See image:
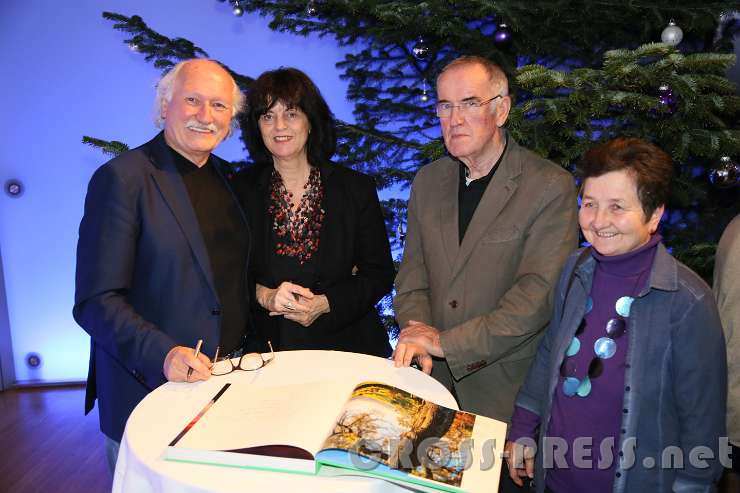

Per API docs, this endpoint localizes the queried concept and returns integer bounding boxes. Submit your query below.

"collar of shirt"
[457,135,508,189]
[169,145,214,177]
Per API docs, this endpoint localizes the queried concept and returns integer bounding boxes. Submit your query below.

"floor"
[0,385,111,493]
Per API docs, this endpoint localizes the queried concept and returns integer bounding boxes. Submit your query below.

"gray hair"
[437,55,509,97]
[153,59,245,129]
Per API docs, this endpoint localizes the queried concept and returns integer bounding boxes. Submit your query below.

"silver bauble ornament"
[420,91,429,102]
[306,0,318,16]
[661,19,683,46]
[412,37,429,60]
[232,4,244,16]
[709,156,739,188]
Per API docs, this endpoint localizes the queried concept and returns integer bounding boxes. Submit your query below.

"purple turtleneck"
[509,234,661,493]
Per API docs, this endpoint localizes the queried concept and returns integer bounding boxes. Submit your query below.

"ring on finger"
[285,301,294,311]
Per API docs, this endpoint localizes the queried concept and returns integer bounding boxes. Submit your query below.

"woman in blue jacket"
[505,137,727,492]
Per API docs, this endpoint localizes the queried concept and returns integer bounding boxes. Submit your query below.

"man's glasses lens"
[435,95,502,117]
[211,341,274,376]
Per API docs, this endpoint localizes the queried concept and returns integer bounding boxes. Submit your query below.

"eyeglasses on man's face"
[211,341,274,376]
[435,95,503,118]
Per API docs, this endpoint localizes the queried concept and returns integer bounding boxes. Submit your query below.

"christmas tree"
[87,3,740,334]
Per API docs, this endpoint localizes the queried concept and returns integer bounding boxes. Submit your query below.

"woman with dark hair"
[504,137,726,492]
[239,67,394,357]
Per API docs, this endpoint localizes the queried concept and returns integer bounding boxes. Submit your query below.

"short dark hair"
[578,137,673,219]
[244,67,336,165]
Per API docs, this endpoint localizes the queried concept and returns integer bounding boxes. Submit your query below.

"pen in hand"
[186,339,203,380]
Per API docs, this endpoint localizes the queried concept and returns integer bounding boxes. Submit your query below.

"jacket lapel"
[451,141,522,278]
[438,158,460,272]
[146,133,218,299]
[315,162,337,280]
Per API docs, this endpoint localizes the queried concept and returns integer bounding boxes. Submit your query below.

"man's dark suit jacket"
[239,161,393,357]
[73,132,251,442]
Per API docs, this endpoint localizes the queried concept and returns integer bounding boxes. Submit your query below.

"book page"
[317,381,505,493]
[173,381,353,458]
[319,382,474,489]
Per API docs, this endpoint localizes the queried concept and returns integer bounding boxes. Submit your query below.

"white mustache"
[185,120,219,133]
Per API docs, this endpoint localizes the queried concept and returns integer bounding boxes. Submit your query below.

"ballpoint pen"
[186,339,203,380]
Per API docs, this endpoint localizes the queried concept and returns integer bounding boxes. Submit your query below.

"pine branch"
[102,11,209,71]
[82,136,129,157]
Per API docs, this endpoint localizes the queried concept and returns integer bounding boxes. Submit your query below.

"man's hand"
[163,346,212,382]
[282,294,331,327]
[398,320,444,357]
[392,320,443,374]
[392,342,434,374]
[504,440,535,487]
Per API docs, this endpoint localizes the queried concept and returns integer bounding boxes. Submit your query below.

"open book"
[165,381,507,493]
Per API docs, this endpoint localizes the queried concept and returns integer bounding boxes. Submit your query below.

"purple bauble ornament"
[412,37,429,60]
[494,22,512,45]
[657,84,678,113]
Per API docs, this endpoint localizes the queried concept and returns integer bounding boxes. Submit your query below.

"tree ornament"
[396,222,406,243]
[709,156,739,188]
[419,80,429,102]
[494,22,512,45]
[661,19,683,46]
[305,0,318,16]
[412,36,429,60]
[657,84,678,114]
[232,2,244,16]
[128,42,140,52]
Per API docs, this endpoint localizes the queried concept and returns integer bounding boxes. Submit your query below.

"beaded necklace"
[560,269,647,398]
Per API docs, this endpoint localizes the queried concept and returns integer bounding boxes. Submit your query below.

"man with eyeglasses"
[393,55,578,492]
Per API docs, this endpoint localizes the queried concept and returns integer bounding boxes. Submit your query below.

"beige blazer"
[714,214,740,446]
[394,138,578,422]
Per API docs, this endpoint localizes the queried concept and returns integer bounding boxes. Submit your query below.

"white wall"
[0,0,353,383]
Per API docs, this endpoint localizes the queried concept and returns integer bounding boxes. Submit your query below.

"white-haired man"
[74,59,253,473]
[393,55,578,491]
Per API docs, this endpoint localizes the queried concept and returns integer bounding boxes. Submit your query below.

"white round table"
[112,350,458,493]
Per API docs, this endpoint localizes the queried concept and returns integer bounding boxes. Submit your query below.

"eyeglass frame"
[211,341,275,376]
[435,95,504,118]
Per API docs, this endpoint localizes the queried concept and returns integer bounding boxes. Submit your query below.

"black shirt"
[170,147,249,354]
[268,223,320,350]
[457,138,508,243]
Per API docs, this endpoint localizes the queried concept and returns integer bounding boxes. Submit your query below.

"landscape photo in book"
[321,383,476,487]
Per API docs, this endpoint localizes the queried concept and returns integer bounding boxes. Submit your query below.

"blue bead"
[594,337,617,359]
[585,297,593,314]
[563,377,580,396]
[576,376,592,397]
[615,296,634,317]
[565,337,581,356]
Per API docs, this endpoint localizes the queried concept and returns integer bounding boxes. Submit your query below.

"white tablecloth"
[112,350,458,493]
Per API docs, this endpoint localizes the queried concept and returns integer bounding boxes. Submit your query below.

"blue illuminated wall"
[0,2,737,385]
[0,0,355,384]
